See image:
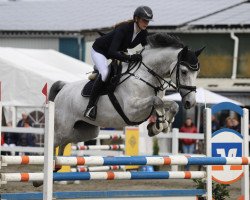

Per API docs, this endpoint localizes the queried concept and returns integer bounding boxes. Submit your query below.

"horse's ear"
[195,46,206,57]
[182,46,188,55]
[179,46,188,60]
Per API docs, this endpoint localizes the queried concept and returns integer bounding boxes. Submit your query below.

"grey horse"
[49,33,204,156]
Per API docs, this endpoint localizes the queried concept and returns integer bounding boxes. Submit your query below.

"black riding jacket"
[92,21,148,61]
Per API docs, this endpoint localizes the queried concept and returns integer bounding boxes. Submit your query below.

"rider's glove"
[129,54,142,62]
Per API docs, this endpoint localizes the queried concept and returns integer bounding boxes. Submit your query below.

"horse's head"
[170,46,205,109]
[143,33,204,109]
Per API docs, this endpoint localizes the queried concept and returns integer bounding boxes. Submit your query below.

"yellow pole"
[125,126,139,170]
[56,143,72,172]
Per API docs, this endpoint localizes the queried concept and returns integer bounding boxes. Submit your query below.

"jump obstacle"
[63,126,139,174]
[70,132,126,157]
[0,102,249,200]
[69,130,127,173]
[2,155,250,166]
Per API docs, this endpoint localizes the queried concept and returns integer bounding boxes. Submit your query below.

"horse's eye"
[181,70,187,76]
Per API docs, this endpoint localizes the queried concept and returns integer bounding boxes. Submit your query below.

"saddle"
[81,60,122,97]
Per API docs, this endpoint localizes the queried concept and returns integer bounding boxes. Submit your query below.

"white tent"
[164,87,243,106]
[0,47,93,106]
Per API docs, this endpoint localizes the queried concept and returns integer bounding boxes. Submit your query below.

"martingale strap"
[107,49,156,126]
[108,92,155,126]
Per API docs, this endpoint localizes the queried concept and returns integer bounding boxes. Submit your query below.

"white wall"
[85,41,94,65]
[0,37,59,50]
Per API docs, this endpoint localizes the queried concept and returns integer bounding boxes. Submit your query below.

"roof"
[0,0,246,32]
[0,47,93,106]
[189,2,250,28]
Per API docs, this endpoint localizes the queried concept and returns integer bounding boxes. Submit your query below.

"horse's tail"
[48,81,66,102]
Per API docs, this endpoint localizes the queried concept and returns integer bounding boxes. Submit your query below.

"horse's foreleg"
[147,107,167,137]
[147,98,179,136]
[128,96,165,112]
[131,96,166,137]
[128,96,169,136]
[161,100,179,133]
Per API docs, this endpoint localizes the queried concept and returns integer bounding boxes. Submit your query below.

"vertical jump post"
[43,101,55,200]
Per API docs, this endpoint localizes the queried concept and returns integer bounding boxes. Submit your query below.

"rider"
[83,6,153,120]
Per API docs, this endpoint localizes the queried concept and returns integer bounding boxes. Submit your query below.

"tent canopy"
[164,87,243,106]
[0,47,93,106]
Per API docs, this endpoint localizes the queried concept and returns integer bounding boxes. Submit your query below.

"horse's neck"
[119,47,180,96]
[142,47,180,76]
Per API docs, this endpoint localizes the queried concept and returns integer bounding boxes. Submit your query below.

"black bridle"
[118,53,200,97]
[170,60,200,98]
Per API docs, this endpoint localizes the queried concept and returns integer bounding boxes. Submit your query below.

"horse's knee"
[153,96,164,108]
[170,102,179,114]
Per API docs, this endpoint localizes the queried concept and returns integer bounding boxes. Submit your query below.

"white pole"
[171,128,179,171]
[43,102,55,200]
[205,108,212,200]
[230,32,239,80]
[11,106,16,127]
[0,102,2,169]
[197,104,201,132]
[241,108,249,200]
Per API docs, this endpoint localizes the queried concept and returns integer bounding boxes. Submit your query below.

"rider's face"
[136,18,149,30]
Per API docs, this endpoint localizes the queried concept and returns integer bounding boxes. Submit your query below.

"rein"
[118,50,174,94]
[118,52,199,95]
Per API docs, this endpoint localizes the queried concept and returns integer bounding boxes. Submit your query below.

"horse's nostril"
[185,101,191,109]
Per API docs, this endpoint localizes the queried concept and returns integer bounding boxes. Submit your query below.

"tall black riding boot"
[84,75,104,120]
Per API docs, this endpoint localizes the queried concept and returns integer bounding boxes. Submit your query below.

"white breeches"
[91,48,109,82]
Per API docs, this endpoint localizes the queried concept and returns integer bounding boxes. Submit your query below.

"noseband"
[170,60,200,98]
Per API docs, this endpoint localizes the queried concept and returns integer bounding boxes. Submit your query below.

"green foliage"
[193,179,230,200]
[153,138,159,156]
[153,138,160,171]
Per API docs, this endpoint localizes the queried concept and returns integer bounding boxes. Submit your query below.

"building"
[0,0,250,106]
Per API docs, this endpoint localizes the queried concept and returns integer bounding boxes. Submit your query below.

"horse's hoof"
[148,131,155,137]
[162,121,169,130]
[33,181,43,187]
[162,127,170,133]
[147,122,162,137]
[147,123,155,137]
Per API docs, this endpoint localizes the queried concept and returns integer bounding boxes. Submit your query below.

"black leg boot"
[84,75,104,120]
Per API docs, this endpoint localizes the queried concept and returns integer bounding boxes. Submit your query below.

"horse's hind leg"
[54,143,68,172]
[33,142,68,187]
[33,144,67,187]
[73,120,99,143]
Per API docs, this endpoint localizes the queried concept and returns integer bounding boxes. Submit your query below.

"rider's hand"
[129,54,142,62]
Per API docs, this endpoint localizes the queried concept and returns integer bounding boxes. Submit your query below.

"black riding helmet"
[134,6,153,21]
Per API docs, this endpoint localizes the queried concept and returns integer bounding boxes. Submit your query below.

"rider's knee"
[100,69,109,82]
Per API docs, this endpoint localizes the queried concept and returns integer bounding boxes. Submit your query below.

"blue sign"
[212,143,242,157]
